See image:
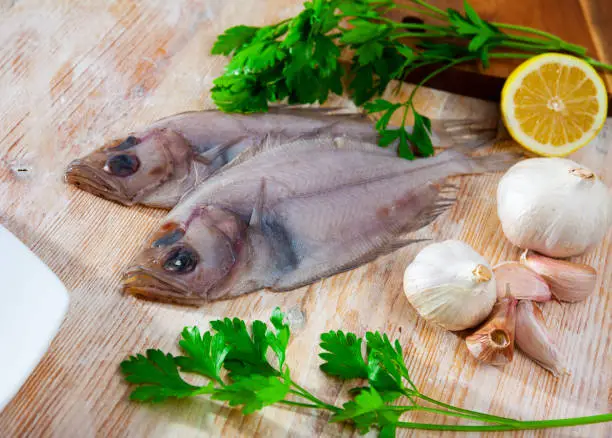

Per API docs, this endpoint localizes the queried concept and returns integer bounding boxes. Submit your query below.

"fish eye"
[103,154,140,177]
[163,247,198,273]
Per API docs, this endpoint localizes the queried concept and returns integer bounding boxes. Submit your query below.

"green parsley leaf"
[356,40,384,65]
[365,331,412,396]
[378,128,401,147]
[212,374,291,415]
[266,307,290,369]
[211,317,276,378]
[319,331,368,379]
[416,41,472,61]
[397,129,414,160]
[409,109,434,157]
[463,0,485,29]
[337,2,379,18]
[284,9,314,48]
[364,99,397,114]
[331,387,401,434]
[364,99,401,133]
[175,328,230,383]
[349,43,404,105]
[211,25,259,56]
[227,42,286,74]
[120,349,207,403]
[341,19,390,45]
[211,74,269,113]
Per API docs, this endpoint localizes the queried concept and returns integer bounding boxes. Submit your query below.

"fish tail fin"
[463,150,524,174]
[436,139,524,176]
[430,117,500,148]
[407,146,523,229]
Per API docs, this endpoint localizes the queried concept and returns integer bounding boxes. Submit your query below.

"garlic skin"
[493,262,552,302]
[497,158,612,257]
[521,251,597,302]
[403,240,497,331]
[515,301,568,376]
[465,297,517,366]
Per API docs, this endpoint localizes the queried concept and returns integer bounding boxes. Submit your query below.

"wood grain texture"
[0,1,610,437]
[391,0,612,110]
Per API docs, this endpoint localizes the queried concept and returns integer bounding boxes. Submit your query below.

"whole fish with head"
[64,107,497,208]
[123,135,518,304]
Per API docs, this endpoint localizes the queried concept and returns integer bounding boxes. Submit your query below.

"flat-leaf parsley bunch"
[209,0,612,160]
[121,308,611,436]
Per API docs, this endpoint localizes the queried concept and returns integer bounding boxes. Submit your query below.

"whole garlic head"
[403,240,497,331]
[497,158,612,257]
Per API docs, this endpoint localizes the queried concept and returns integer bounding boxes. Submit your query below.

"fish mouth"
[65,159,131,205]
[122,265,206,305]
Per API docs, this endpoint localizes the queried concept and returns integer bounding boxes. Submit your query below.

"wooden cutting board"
[0,1,610,437]
[390,0,612,111]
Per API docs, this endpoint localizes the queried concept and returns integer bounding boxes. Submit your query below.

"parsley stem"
[397,413,612,431]
[493,22,567,44]
[389,22,450,32]
[382,404,513,425]
[408,0,449,18]
[289,383,340,413]
[586,57,612,71]
[499,40,554,53]
[279,400,323,410]
[393,4,447,21]
[393,31,451,39]
[488,52,534,60]
[415,393,518,424]
[406,56,476,105]
[412,406,518,425]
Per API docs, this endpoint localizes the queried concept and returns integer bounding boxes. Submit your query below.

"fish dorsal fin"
[217,134,391,176]
[267,104,368,120]
[216,133,286,172]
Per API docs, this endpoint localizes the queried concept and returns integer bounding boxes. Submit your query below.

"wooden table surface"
[0,1,610,437]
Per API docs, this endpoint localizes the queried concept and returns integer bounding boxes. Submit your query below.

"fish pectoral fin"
[194,137,248,165]
[249,178,267,229]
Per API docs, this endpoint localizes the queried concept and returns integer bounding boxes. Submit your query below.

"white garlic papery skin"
[403,240,497,331]
[497,158,612,258]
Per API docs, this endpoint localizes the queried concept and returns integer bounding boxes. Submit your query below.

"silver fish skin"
[65,108,497,208]
[123,136,517,304]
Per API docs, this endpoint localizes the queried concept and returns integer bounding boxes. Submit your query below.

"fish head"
[123,206,245,304]
[64,129,192,205]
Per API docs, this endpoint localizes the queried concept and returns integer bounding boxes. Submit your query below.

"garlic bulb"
[465,297,517,366]
[403,240,497,331]
[497,158,612,257]
[515,301,568,376]
[493,262,552,302]
[521,251,597,302]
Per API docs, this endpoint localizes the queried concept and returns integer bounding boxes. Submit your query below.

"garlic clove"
[493,262,552,302]
[520,251,597,302]
[465,297,517,366]
[515,300,568,376]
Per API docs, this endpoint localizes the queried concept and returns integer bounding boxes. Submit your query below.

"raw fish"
[123,136,517,304]
[65,108,496,208]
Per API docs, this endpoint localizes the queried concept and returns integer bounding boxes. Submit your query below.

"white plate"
[0,224,69,413]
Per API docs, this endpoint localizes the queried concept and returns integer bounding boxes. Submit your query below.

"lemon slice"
[501,53,607,157]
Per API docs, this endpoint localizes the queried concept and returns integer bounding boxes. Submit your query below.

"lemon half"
[501,53,607,157]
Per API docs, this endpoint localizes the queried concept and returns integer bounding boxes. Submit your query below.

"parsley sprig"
[210,0,612,159]
[121,308,611,436]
